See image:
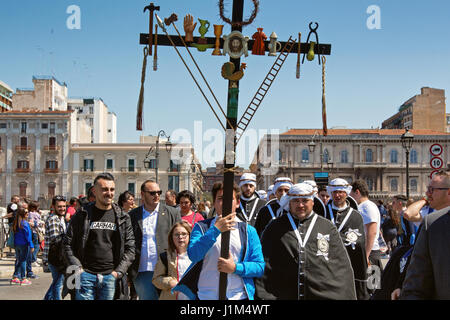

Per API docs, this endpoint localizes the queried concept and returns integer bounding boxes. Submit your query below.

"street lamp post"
[401,128,414,199]
[308,131,324,172]
[143,130,172,183]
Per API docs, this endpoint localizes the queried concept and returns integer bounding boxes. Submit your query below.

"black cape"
[236,195,266,227]
[254,199,281,237]
[325,201,370,300]
[255,212,357,300]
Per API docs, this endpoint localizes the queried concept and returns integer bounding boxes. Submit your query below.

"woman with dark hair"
[381,205,400,254]
[118,191,136,213]
[11,208,34,285]
[152,221,193,300]
[176,190,204,227]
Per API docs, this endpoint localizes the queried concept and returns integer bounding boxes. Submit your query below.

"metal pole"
[219,0,244,300]
[156,136,159,183]
[320,135,323,172]
[406,150,410,199]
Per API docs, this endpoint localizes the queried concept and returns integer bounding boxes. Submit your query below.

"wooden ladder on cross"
[235,36,296,143]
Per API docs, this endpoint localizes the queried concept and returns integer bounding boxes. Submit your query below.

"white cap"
[256,190,267,199]
[279,183,315,212]
[327,178,352,195]
[267,184,274,195]
[273,177,293,194]
[303,180,318,194]
[239,173,257,188]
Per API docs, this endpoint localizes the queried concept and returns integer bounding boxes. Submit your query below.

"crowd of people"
[3,169,449,300]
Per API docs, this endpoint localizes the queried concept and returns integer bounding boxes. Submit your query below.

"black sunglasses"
[143,190,162,196]
[53,195,66,201]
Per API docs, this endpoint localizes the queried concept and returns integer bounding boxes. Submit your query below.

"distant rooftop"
[32,75,67,87]
[0,80,13,92]
[282,129,450,136]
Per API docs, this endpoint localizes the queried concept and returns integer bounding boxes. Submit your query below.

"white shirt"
[197,217,248,300]
[177,252,191,300]
[138,203,159,272]
[358,200,380,251]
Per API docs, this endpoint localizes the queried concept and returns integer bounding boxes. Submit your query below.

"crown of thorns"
[219,0,259,27]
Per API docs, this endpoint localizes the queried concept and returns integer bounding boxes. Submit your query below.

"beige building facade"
[251,129,450,200]
[0,110,90,207]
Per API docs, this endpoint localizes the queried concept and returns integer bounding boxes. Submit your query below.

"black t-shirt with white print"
[83,206,118,275]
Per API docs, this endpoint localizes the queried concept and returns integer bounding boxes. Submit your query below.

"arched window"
[323,149,329,163]
[390,149,398,163]
[301,149,309,163]
[410,149,418,164]
[390,178,398,192]
[366,149,373,163]
[341,150,348,163]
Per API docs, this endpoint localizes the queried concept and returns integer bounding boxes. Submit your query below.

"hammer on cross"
[144,2,160,55]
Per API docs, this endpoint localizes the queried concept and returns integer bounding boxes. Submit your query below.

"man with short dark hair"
[64,173,135,300]
[350,179,382,272]
[43,196,68,300]
[317,185,330,206]
[128,179,181,300]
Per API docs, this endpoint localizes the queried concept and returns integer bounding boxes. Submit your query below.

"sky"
[1,0,449,169]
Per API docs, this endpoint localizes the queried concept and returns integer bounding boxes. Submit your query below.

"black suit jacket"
[127,202,181,281]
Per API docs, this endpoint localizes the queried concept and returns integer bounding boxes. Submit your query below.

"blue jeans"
[13,245,29,280]
[133,271,159,300]
[75,271,116,300]
[44,264,64,300]
[26,233,39,275]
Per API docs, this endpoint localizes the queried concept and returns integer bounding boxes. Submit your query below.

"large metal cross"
[139,0,332,300]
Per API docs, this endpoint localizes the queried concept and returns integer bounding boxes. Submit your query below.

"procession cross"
[139,0,332,300]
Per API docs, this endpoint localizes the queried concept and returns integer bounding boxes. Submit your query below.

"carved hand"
[183,14,197,42]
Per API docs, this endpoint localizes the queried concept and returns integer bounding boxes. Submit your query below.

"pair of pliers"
[302,22,321,65]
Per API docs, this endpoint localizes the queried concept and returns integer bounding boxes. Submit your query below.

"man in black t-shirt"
[6,195,20,225]
[64,173,135,300]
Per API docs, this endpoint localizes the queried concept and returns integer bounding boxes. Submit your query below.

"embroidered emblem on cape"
[316,233,330,261]
[344,228,361,250]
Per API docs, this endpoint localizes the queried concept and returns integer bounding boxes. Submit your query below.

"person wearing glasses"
[400,170,450,300]
[152,221,192,300]
[173,182,264,300]
[127,179,181,300]
[63,173,135,300]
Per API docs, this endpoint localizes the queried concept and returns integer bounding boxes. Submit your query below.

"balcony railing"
[44,145,60,152]
[15,145,31,152]
[15,168,31,173]
[121,167,141,173]
[80,167,95,172]
[44,168,59,174]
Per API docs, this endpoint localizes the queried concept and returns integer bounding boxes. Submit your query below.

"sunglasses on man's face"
[143,190,162,196]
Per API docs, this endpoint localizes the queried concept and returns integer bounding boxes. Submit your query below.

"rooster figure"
[221,62,247,81]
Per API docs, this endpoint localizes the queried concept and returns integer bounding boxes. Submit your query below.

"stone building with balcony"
[251,129,450,200]
[0,80,13,112]
[0,110,90,207]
